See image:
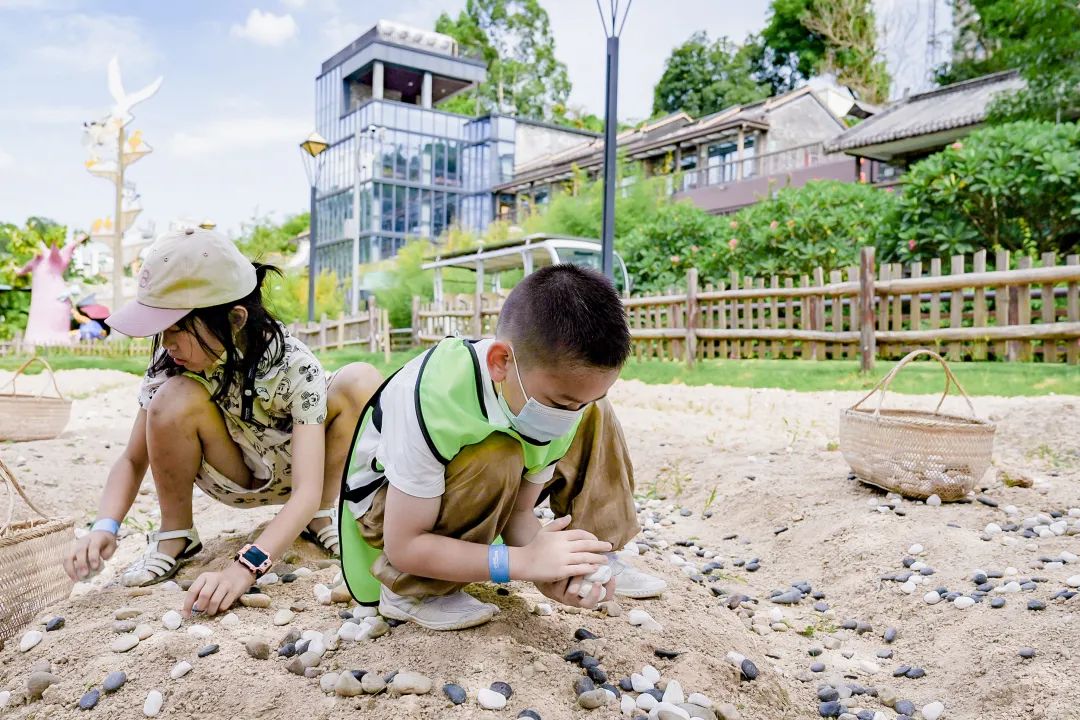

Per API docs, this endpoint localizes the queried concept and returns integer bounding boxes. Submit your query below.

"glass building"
[311,21,597,299]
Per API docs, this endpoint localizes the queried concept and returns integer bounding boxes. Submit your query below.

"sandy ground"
[0,368,1078,720]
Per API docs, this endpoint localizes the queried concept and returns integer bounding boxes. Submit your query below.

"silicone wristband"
[91,518,120,535]
[488,544,510,583]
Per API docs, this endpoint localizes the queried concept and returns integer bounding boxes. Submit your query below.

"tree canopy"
[652,32,770,118]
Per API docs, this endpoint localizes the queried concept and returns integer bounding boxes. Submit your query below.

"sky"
[0,0,945,241]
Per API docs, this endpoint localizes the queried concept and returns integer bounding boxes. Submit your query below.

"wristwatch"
[235,543,272,578]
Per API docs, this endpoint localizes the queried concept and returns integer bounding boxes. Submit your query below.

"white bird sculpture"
[107,55,163,127]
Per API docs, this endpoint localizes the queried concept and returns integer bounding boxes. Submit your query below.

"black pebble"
[79,689,101,710]
[773,526,788,535]
[654,648,681,659]
[902,557,916,568]
[350,670,367,681]
[563,649,585,665]
[581,656,599,670]
[600,682,620,698]
[198,644,219,658]
[278,643,296,657]
[883,627,898,643]
[856,711,875,720]
[972,572,988,584]
[490,681,513,699]
[740,659,758,681]
[496,587,510,596]
[442,683,467,705]
[645,688,664,701]
[905,667,926,679]
[386,618,405,627]
[338,610,353,620]
[679,508,692,517]
[991,597,1006,608]
[295,640,310,655]
[977,495,999,507]
[245,586,262,594]
[819,700,842,717]
[808,647,822,657]
[893,665,911,677]
[810,662,826,672]
[575,628,598,641]
[817,686,839,702]
[1027,599,1046,611]
[895,700,916,716]
[46,617,65,632]
[517,710,542,720]
[281,573,298,583]
[587,666,607,683]
[619,677,634,692]
[384,671,399,683]
[102,671,126,693]
[573,677,595,696]
[746,562,760,572]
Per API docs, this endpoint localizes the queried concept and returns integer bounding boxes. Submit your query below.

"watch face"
[245,546,268,565]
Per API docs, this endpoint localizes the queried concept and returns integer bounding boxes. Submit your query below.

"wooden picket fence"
[288,299,392,361]
[0,333,152,358]
[413,247,1080,369]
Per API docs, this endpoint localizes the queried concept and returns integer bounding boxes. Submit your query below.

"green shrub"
[619,201,726,292]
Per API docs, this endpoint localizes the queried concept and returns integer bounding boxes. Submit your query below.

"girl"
[63,227,379,617]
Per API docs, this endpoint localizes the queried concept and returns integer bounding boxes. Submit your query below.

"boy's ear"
[486,340,512,383]
[229,306,249,332]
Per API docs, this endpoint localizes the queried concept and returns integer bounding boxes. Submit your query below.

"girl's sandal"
[120,528,203,587]
[301,508,340,557]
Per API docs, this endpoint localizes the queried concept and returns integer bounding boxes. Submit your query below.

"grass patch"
[2,348,1078,397]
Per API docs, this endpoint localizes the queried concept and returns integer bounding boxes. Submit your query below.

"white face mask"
[498,345,585,442]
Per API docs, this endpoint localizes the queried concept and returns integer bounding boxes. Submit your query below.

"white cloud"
[231,9,298,46]
[320,18,365,51]
[31,13,158,72]
[169,116,311,157]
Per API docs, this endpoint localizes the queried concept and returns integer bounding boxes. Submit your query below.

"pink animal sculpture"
[18,235,88,345]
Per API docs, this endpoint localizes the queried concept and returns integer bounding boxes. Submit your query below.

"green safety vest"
[337,337,581,602]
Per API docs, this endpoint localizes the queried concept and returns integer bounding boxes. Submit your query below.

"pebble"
[740,659,759,681]
[45,616,65,632]
[883,627,897,643]
[716,703,741,720]
[490,681,513,699]
[27,672,59,700]
[170,660,193,679]
[78,688,102,710]
[990,597,1006,608]
[361,673,386,694]
[923,591,941,605]
[273,609,295,626]
[335,672,364,697]
[662,679,685,704]
[1027,599,1046,611]
[115,607,142,620]
[239,593,272,608]
[1019,647,1036,659]
[443,683,467,704]
[922,701,945,720]
[819,700,842,717]
[655,702,691,720]
[814,601,829,612]
[187,624,213,638]
[642,664,662,684]
[103,671,127,692]
[631,673,654,692]
[0,691,9,708]
[810,662,826,673]
[197,644,219,657]
[638,693,659,711]
[480,687,510,709]
[906,667,926,679]
[574,677,595,696]
[112,634,140,653]
[926,495,941,506]
[162,610,182,630]
[143,690,164,717]
[895,700,916,716]
[390,671,433,695]
[320,672,340,693]
[518,711,542,720]
[19,630,44,653]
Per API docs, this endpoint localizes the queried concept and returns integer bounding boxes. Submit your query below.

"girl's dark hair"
[149,263,285,405]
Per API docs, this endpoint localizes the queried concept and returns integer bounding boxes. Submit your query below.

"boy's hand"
[535,576,614,610]
[64,531,118,581]
[518,515,611,583]
[183,563,254,617]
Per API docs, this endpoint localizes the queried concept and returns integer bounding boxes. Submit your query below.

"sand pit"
[1,369,1078,719]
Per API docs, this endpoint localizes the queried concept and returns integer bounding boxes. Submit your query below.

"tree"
[435,0,571,122]
[936,0,1080,123]
[236,212,309,261]
[652,32,769,117]
[749,0,889,104]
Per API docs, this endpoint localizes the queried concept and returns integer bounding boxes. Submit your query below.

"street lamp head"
[300,131,329,158]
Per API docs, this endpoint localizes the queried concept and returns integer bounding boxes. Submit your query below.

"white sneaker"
[610,553,667,599]
[378,586,497,631]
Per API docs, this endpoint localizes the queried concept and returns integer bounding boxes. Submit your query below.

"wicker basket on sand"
[839,349,995,501]
[0,357,72,442]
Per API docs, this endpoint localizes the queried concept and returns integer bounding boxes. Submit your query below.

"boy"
[338,264,665,630]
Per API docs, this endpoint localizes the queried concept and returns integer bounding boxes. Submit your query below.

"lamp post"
[299,131,329,324]
[596,1,632,282]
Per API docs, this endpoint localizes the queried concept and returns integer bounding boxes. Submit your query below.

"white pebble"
[1005,567,1018,576]
[637,693,658,711]
[910,561,927,572]
[256,573,279,587]
[908,543,924,555]
[724,652,745,668]
[1066,575,1080,588]
[220,613,240,628]
[1003,505,1018,515]
[187,624,212,638]
[314,584,332,605]
[0,690,10,708]
[623,542,640,555]
[642,664,662,683]
[668,554,686,566]
[900,581,917,594]
[953,596,975,609]
[307,636,326,656]
[337,623,360,642]
[926,495,941,506]
[292,567,314,577]
[768,608,784,623]
[1002,581,1022,593]
[477,688,507,710]
[19,630,43,652]
[273,609,295,626]
[1059,551,1078,564]
[1069,508,1080,518]
[158,581,181,592]
[621,694,637,714]
[170,660,192,679]
[627,609,654,626]
[533,603,554,616]
[353,605,378,619]
[661,679,685,705]
[655,702,691,720]
[162,611,182,631]
[687,693,712,709]
[143,690,163,717]
[922,700,945,720]
[630,673,654,692]
[923,591,942,605]
[984,523,1002,535]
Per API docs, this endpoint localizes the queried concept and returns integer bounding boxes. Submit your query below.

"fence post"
[382,308,391,365]
[685,268,698,368]
[367,297,378,352]
[318,314,328,351]
[336,312,345,351]
[411,296,420,347]
[859,247,876,373]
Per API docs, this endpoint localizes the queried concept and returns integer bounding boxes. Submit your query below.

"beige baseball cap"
[106,227,257,337]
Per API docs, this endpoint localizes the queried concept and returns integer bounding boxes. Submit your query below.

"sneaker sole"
[614,586,666,599]
[378,600,496,631]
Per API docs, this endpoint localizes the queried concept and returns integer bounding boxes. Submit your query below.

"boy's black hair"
[496,264,631,369]
[149,263,285,404]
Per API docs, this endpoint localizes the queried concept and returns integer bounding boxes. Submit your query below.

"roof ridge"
[905,69,1020,102]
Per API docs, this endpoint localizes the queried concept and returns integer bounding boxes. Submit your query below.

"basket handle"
[0,356,66,400]
[849,348,977,418]
[0,455,52,537]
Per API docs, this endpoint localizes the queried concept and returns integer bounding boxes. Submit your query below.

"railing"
[678,141,836,191]
[413,247,1080,369]
[288,299,391,361]
[0,335,153,358]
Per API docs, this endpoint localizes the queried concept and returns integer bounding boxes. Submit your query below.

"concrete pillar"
[735,127,745,181]
[421,72,432,109]
[372,61,384,100]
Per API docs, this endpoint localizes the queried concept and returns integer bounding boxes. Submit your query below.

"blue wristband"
[488,544,510,583]
[91,518,120,535]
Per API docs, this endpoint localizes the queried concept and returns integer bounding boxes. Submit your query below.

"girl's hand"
[517,515,612,583]
[183,563,254,617]
[64,531,118,581]
[535,576,614,610]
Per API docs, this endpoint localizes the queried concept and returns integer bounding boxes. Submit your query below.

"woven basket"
[0,455,74,643]
[839,349,996,501]
[0,357,72,442]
